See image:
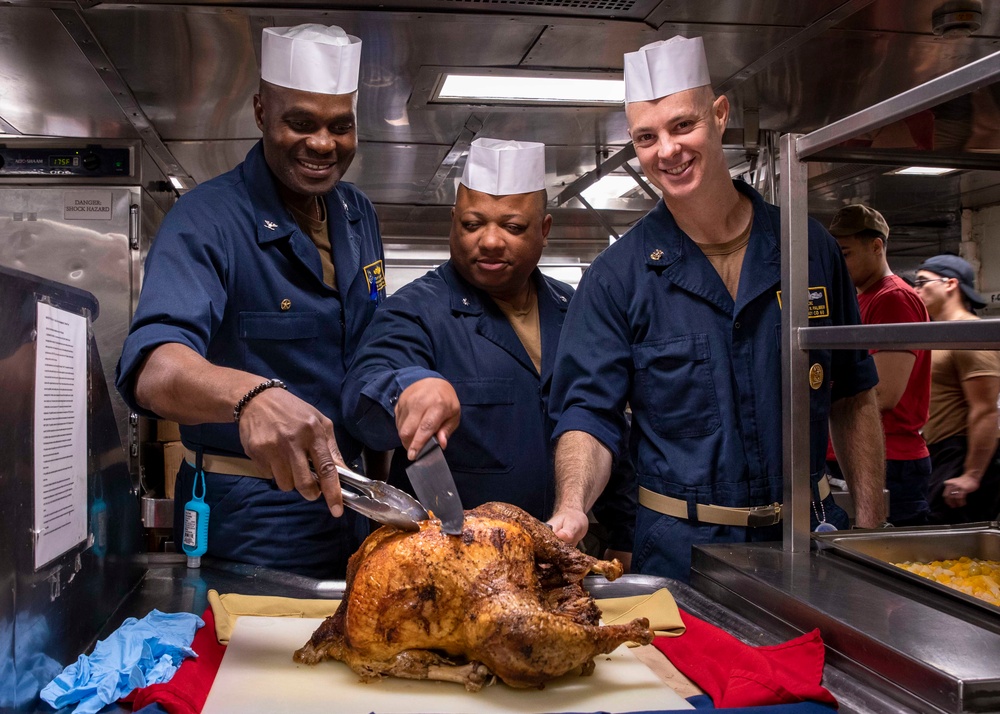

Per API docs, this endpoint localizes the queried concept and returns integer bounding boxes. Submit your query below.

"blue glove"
[40,609,203,714]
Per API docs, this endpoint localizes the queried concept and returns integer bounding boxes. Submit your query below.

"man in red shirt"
[829,205,932,525]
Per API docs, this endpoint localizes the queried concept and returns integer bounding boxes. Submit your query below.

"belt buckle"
[747,502,782,527]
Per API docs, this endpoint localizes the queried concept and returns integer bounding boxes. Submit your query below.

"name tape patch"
[776,286,829,319]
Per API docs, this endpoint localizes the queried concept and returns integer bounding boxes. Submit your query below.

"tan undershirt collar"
[286,198,335,288]
[493,282,542,374]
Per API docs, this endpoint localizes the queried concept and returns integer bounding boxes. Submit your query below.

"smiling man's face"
[626,85,729,203]
[254,81,357,198]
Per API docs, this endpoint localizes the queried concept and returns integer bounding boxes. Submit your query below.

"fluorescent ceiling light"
[581,175,645,204]
[437,74,624,105]
[889,166,959,176]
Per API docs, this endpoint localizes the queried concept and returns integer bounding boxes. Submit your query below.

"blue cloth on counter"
[133,705,172,714]
[685,694,837,711]
[557,703,836,714]
[40,610,203,714]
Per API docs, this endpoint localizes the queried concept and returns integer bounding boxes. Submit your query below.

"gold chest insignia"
[809,363,824,390]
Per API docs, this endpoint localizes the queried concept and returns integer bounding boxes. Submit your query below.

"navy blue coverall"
[116,141,386,578]
[550,181,877,581]
[344,263,573,521]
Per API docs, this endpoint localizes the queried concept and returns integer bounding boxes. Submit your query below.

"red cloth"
[124,607,226,714]
[653,610,838,709]
[857,275,931,460]
[827,274,931,463]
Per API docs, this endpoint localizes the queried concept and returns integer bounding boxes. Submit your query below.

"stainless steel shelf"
[798,320,1000,351]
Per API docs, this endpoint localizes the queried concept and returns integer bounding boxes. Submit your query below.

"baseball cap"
[829,204,889,240]
[916,254,987,309]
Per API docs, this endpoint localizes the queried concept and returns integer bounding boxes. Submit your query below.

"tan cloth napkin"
[207,590,340,644]
[596,589,686,638]
[208,586,685,645]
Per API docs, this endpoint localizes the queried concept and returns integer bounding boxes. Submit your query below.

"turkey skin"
[294,502,654,690]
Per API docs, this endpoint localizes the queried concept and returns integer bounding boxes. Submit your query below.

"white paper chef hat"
[261,24,362,95]
[623,36,711,104]
[460,138,546,196]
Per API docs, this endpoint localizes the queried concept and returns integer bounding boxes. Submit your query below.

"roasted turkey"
[294,501,653,690]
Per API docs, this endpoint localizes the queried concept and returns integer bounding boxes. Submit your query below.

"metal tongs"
[335,464,428,532]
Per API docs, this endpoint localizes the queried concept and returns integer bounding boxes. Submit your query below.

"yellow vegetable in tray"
[894,557,1000,607]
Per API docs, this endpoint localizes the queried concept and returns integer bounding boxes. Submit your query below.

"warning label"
[64,191,113,220]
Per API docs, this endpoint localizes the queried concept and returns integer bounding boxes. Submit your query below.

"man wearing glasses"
[915,254,1000,524]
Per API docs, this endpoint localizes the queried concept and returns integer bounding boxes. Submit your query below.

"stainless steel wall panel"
[345,142,452,204]
[86,13,260,141]
[0,8,137,139]
[360,105,476,146]
[165,139,259,185]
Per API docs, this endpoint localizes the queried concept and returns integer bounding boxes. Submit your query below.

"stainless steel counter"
[77,554,922,714]
[692,541,1000,714]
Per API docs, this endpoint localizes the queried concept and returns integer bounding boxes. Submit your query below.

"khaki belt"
[638,476,831,528]
[184,448,269,480]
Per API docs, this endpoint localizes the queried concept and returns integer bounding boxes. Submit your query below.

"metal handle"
[335,464,377,498]
[128,203,139,250]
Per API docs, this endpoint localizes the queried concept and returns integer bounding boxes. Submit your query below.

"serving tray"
[812,521,1000,619]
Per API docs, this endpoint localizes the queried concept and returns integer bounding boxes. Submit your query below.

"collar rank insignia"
[650,249,664,260]
[264,220,277,231]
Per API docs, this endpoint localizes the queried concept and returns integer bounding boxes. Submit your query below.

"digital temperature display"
[0,146,131,177]
[49,155,80,168]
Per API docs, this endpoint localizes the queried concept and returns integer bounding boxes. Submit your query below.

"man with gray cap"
[116,24,384,577]
[548,36,886,581]
[828,204,932,525]
[915,254,1000,523]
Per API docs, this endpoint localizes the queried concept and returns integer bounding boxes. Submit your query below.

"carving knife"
[405,436,465,535]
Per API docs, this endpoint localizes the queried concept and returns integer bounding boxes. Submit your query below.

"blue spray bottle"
[182,464,209,568]
[90,475,107,559]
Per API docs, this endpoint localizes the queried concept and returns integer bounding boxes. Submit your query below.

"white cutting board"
[203,617,693,713]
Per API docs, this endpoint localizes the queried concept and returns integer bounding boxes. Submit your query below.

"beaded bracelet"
[233,378,287,423]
